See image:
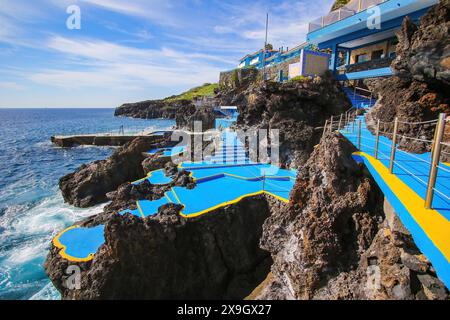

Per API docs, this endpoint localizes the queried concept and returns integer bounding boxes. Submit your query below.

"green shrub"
[289,76,310,83]
[164,83,219,102]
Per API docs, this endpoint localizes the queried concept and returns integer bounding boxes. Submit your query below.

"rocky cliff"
[59,137,169,208]
[236,73,351,167]
[115,99,193,120]
[175,105,217,131]
[366,0,449,158]
[254,133,448,300]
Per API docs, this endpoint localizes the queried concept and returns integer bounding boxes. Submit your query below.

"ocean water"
[0,108,175,300]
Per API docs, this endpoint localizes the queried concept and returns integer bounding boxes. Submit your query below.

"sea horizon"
[0,108,175,300]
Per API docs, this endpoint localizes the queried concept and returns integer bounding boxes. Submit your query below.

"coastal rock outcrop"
[257,132,384,299]
[253,133,448,300]
[175,105,217,131]
[237,73,351,167]
[366,0,450,158]
[45,196,272,300]
[115,99,193,119]
[59,138,157,208]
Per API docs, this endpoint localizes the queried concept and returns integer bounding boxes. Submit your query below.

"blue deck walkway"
[341,115,450,289]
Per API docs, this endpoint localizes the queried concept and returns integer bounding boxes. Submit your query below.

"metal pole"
[425,113,446,209]
[323,120,328,138]
[430,118,439,156]
[262,13,269,82]
[389,117,399,174]
[357,120,362,150]
[374,119,380,159]
[338,114,343,131]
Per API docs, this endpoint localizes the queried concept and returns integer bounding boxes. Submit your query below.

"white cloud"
[0,0,338,107]
[25,36,224,90]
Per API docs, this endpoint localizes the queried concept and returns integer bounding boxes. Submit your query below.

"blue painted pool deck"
[132,169,174,185]
[54,129,298,262]
[53,225,105,262]
[340,116,450,289]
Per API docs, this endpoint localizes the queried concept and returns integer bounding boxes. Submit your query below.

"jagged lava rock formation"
[45,196,272,299]
[254,133,448,300]
[59,137,165,208]
[237,73,351,167]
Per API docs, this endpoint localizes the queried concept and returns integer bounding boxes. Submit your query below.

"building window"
[371,49,384,60]
[355,53,368,63]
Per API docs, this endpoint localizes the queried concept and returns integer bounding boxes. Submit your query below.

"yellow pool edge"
[53,226,96,263]
[355,151,450,262]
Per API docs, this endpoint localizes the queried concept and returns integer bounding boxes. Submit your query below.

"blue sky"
[0,0,335,108]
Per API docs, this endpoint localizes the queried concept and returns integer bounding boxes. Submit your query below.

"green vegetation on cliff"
[331,0,350,11]
[164,83,219,102]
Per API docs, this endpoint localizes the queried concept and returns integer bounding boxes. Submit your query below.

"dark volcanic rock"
[258,133,384,299]
[46,196,272,300]
[175,105,217,130]
[115,99,193,120]
[254,133,448,300]
[59,138,156,208]
[237,73,351,167]
[366,1,450,158]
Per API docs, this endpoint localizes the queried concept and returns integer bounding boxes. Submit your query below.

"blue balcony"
[307,0,438,48]
[306,0,438,79]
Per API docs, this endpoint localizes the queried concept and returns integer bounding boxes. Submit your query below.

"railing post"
[357,120,362,150]
[323,120,329,138]
[358,0,362,12]
[425,113,446,209]
[321,16,324,27]
[374,119,380,159]
[338,114,343,131]
[389,117,399,174]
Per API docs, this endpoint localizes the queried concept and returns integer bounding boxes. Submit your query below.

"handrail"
[322,104,448,210]
[308,0,388,33]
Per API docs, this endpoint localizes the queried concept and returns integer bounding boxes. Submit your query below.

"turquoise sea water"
[0,108,174,300]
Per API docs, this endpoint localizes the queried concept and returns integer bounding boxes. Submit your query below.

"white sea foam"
[0,193,107,300]
[30,282,61,300]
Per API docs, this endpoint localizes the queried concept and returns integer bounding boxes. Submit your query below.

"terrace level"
[307,0,439,80]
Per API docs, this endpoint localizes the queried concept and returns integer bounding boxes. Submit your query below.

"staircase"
[342,86,376,109]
